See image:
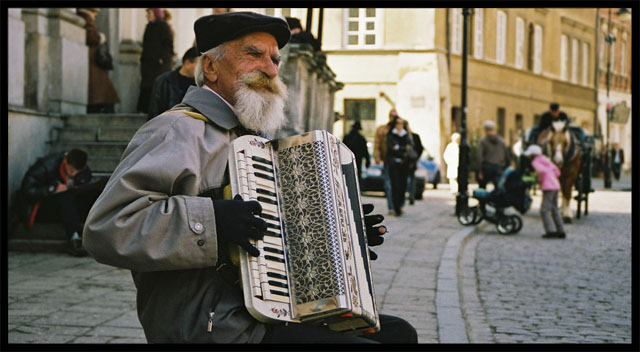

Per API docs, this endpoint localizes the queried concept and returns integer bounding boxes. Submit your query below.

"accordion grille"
[276,141,346,305]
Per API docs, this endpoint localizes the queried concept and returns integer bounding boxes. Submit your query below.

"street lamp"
[455,8,472,216]
[603,7,630,189]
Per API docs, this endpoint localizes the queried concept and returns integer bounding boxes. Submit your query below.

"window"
[599,32,607,70]
[561,35,569,80]
[571,38,579,83]
[620,40,627,76]
[473,8,483,59]
[528,24,535,71]
[497,108,506,137]
[515,17,524,68]
[451,8,462,54]
[451,107,462,132]
[610,34,617,73]
[265,8,291,17]
[496,10,506,64]
[534,24,543,74]
[582,42,590,85]
[345,8,380,48]
[344,99,376,121]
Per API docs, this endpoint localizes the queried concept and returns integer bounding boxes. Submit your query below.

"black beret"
[194,12,291,53]
[550,102,560,111]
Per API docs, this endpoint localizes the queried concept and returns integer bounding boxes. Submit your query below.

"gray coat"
[83,86,267,343]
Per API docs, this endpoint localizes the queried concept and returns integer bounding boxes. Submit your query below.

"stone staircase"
[8,113,148,253]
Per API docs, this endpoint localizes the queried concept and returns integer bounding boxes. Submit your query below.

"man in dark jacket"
[529,102,569,145]
[18,149,105,256]
[148,47,199,120]
[477,120,511,190]
[342,121,370,185]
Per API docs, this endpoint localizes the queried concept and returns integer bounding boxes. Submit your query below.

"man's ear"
[202,55,218,84]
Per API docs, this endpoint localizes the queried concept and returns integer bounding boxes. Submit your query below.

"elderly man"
[83,12,416,344]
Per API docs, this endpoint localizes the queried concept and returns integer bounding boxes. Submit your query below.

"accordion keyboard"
[233,144,292,305]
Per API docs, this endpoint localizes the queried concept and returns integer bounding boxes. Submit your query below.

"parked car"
[360,156,441,200]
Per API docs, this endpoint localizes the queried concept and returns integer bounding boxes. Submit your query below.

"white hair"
[195,44,228,87]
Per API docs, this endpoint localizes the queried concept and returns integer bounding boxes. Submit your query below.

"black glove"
[363,203,387,260]
[212,194,267,257]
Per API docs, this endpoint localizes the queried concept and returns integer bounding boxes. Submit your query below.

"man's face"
[206,32,281,105]
[550,109,559,118]
[64,160,80,178]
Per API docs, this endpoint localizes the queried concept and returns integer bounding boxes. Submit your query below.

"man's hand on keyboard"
[363,204,388,260]
[212,194,268,257]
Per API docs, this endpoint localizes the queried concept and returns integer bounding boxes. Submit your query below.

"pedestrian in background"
[443,132,460,194]
[406,121,423,205]
[77,8,120,114]
[147,47,199,120]
[137,8,174,114]
[342,121,370,186]
[374,109,399,215]
[477,120,511,190]
[611,142,624,181]
[523,144,566,239]
[387,118,413,216]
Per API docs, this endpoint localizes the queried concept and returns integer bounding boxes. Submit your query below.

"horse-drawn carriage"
[522,120,595,222]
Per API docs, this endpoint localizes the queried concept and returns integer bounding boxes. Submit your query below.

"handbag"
[95,43,114,71]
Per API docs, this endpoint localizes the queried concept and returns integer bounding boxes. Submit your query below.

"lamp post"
[603,7,631,189]
[456,8,472,216]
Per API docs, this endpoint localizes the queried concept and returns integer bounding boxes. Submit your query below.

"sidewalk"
[7,187,469,344]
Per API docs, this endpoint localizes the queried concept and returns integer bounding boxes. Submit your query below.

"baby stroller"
[458,167,532,234]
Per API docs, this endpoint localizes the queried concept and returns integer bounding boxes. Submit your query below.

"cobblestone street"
[462,189,632,343]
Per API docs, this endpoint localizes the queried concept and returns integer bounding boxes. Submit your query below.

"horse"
[544,120,583,223]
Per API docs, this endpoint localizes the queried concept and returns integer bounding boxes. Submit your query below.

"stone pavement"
[6,174,633,345]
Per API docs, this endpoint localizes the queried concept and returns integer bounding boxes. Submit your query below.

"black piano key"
[255,172,275,181]
[261,213,280,222]
[256,188,277,197]
[257,196,278,205]
[251,156,273,165]
[268,280,288,289]
[265,230,281,238]
[253,164,274,173]
[267,272,287,280]
[270,289,289,297]
[266,222,281,230]
[264,255,285,263]
[263,246,284,255]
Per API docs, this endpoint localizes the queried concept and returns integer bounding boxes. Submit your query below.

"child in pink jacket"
[523,144,566,239]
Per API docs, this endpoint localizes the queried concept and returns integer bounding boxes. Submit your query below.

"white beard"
[233,78,288,136]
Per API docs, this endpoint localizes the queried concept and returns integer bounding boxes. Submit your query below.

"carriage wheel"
[496,216,516,234]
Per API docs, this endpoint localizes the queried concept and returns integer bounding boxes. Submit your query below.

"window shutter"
[496,11,506,64]
[474,8,483,59]
[534,25,542,74]
[582,42,589,85]
[515,17,524,68]
[571,38,579,83]
[561,35,568,80]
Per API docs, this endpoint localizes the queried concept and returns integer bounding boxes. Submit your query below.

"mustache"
[239,72,283,95]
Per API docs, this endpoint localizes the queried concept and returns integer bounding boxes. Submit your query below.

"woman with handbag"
[77,8,120,114]
[386,118,413,216]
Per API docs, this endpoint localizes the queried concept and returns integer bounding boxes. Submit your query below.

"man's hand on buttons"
[363,203,388,260]
[211,194,267,257]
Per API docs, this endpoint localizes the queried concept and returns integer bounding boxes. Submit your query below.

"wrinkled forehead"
[232,32,279,52]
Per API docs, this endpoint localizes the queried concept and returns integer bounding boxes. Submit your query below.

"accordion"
[227,130,380,334]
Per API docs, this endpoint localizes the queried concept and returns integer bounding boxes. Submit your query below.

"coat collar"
[180,86,240,131]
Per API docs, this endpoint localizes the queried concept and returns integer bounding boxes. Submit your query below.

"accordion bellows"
[228,130,380,334]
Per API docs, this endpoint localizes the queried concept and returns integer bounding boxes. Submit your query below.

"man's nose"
[261,59,279,79]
